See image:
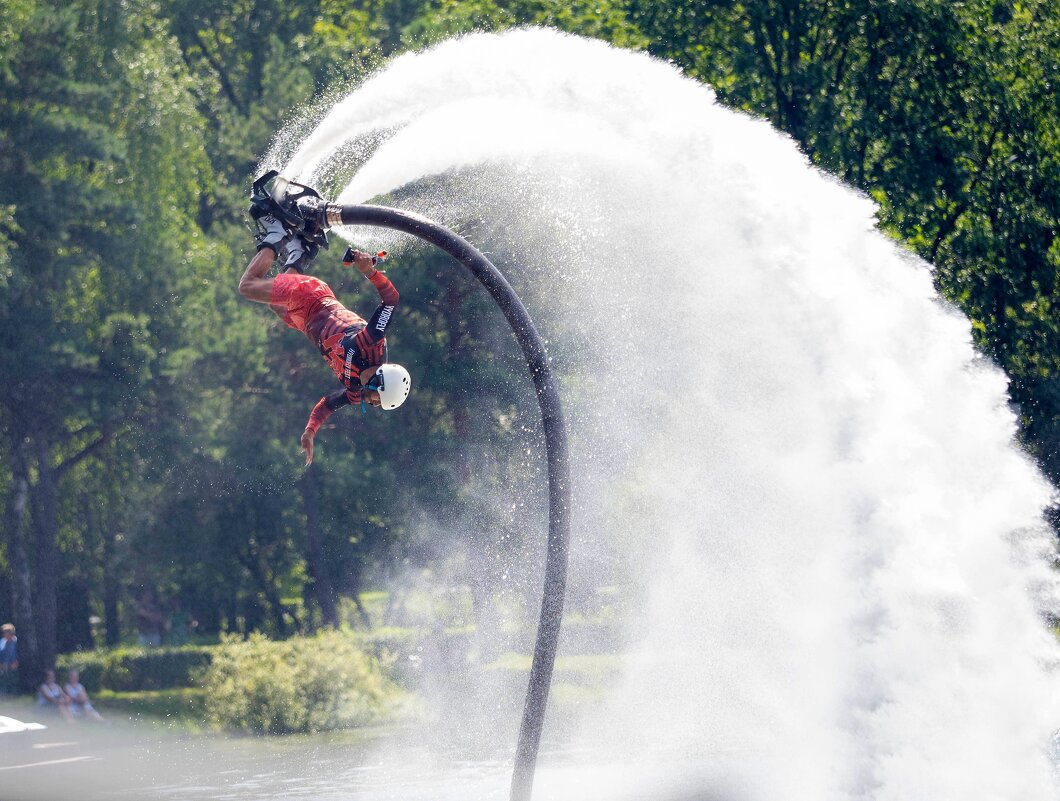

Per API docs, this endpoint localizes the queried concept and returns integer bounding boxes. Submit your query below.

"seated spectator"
[37,669,74,723]
[64,669,105,723]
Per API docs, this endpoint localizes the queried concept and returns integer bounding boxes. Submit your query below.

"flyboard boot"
[248,170,334,273]
[250,169,388,270]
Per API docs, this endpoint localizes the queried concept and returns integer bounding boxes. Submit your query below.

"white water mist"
[268,29,1060,801]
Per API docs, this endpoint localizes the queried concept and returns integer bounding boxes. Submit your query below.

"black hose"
[337,204,571,801]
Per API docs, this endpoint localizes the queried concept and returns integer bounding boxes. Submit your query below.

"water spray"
[258,27,1060,801]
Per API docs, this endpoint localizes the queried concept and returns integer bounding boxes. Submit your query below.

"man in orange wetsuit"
[238,213,411,465]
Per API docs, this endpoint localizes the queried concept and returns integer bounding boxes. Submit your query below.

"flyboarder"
[238,202,411,466]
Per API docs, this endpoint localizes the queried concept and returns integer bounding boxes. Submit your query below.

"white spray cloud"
[272,28,1060,801]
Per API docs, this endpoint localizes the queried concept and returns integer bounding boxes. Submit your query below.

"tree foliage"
[0,0,1057,685]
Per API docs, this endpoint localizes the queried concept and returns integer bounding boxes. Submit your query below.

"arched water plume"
[268,28,1060,801]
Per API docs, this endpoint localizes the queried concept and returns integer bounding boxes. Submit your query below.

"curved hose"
[337,204,570,801]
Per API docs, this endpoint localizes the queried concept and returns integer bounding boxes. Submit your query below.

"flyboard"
[250,170,389,267]
[250,172,572,801]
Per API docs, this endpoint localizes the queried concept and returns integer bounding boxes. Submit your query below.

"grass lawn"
[94,687,208,728]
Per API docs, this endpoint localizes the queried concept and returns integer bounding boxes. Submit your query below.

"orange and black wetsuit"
[269,270,400,434]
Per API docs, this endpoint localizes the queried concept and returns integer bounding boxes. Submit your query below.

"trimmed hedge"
[201,631,398,734]
[57,645,214,692]
[53,626,468,698]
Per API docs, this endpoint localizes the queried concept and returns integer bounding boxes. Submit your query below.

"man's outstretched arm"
[300,388,352,465]
[364,271,400,342]
[346,250,399,343]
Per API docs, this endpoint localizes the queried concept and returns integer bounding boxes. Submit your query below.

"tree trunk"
[102,526,121,647]
[345,570,372,629]
[4,434,39,693]
[237,550,297,636]
[57,576,93,652]
[31,436,59,676]
[299,467,338,628]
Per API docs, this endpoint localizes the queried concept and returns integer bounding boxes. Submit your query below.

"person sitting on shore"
[37,669,75,723]
[64,669,105,723]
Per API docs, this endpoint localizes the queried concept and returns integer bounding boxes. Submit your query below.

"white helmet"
[370,363,411,410]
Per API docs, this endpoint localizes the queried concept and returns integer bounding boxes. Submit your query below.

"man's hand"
[350,249,379,277]
[300,429,315,466]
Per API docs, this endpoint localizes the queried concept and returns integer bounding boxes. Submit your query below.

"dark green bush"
[57,646,214,691]
[201,631,398,734]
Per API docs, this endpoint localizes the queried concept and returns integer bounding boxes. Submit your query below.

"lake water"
[3,717,515,801]
[1,713,748,801]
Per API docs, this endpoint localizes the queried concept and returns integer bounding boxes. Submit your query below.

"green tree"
[402,0,647,47]
[0,0,213,684]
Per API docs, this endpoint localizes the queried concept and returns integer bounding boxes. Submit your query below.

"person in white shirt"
[37,669,74,723]
[63,669,105,723]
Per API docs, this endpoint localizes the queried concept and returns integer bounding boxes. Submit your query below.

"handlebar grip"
[343,247,389,266]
